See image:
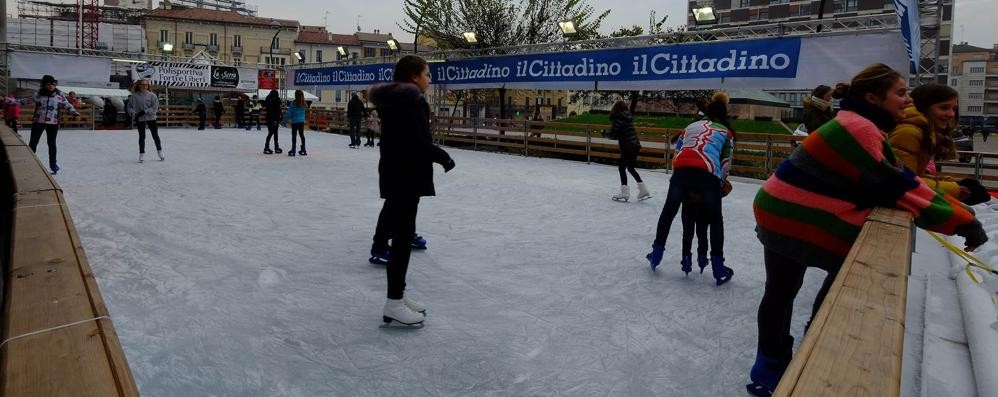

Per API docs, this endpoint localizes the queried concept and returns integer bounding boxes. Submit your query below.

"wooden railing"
[774,208,914,396]
[0,126,138,396]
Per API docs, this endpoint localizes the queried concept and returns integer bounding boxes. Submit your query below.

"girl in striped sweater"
[746,64,989,397]
[646,92,735,286]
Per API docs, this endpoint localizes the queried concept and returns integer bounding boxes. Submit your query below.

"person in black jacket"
[347,93,367,148]
[801,85,834,133]
[262,90,283,154]
[368,55,455,327]
[193,99,206,130]
[212,96,224,129]
[607,101,650,202]
[235,96,246,129]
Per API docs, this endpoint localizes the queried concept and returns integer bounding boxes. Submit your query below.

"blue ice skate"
[411,235,427,250]
[711,256,733,286]
[680,255,692,275]
[646,244,664,272]
[369,249,389,265]
[746,350,788,397]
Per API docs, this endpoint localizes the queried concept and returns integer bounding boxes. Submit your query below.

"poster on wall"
[210,66,240,88]
[236,67,259,91]
[258,70,277,90]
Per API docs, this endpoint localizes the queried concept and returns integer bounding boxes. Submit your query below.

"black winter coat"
[264,96,283,122]
[369,82,452,199]
[347,96,366,120]
[610,111,641,151]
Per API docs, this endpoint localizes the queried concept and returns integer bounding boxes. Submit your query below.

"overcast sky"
[5,1,996,48]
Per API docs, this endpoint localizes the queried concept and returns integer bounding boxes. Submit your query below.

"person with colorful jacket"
[281,90,308,156]
[126,79,164,162]
[889,83,990,205]
[646,91,734,287]
[746,64,989,397]
[364,108,380,147]
[608,101,650,202]
[9,75,80,174]
[4,93,21,135]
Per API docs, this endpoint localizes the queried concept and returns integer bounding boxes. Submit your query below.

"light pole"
[269,20,283,100]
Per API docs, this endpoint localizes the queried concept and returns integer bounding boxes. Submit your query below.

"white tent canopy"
[257,89,319,101]
[60,85,132,98]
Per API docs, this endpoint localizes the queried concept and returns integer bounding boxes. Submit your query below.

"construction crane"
[78,0,100,49]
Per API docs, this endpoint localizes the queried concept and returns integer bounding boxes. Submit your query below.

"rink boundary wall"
[774,208,914,396]
[0,126,139,396]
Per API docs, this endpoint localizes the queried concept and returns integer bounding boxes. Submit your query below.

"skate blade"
[745,382,773,397]
[611,197,628,202]
[380,316,424,328]
[637,195,652,201]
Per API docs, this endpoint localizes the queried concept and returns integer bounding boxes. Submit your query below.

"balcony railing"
[261,46,292,55]
[182,42,195,50]
[231,45,243,54]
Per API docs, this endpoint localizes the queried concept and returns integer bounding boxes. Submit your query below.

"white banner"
[238,67,258,91]
[10,52,112,84]
[131,62,211,88]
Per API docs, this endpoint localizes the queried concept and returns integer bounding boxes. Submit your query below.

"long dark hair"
[911,83,960,159]
[266,89,280,103]
[393,55,428,83]
[294,90,305,107]
[609,100,629,119]
[703,91,735,139]
[811,85,832,99]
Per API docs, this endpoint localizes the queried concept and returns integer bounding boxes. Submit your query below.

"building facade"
[142,5,299,67]
[951,43,998,127]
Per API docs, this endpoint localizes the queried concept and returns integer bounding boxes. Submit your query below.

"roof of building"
[953,43,993,54]
[330,34,361,46]
[727,90,790,108]
[145,7,298,28]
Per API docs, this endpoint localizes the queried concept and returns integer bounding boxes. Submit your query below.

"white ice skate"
[157,150,165,161]
[138,153,144,163]
[403,295,426,314]
[611,185,629,202]
[636,182,652,201]
[382,298,425,327]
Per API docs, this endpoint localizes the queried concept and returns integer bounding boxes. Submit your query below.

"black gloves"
[955,221,989,251]
[443,158,456,173]
[958,178,991,205]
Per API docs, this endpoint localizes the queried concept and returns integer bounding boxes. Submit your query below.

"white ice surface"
[34,127,907,396]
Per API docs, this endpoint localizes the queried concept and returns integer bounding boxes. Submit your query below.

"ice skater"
[4,92,20,135]
[8,75,80,174]
[347,92,367,148]
[746,64,989,397]
[646,91,734,286]
[212,96,224,129]
[282,90,307,156]
[607,100,650,202]
[127,79,164,162]
[368,55,455,326]
[679,180,733,275]
[193,99,206,130]
[262,90,283,154]
[364,108,380,147]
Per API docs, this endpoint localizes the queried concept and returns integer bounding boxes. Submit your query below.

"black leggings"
[756,248,838,357]
[384,197,420,300]
[137,121,162,153]
[265,121,280,147]
[28,123,59,165]
[618,146,643,185]
[681,196,709,257]
[6,118,18,134]
[653,168,723,257]
[290,122,305,149]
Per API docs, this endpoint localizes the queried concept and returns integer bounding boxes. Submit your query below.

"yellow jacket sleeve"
[888,124,963,197]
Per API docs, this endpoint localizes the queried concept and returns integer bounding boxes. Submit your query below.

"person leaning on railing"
[745,63,990,397]
[888,83,991,205]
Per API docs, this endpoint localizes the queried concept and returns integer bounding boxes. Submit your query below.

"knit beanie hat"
[41,75,57,86]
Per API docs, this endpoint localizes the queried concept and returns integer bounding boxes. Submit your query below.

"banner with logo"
[131,62,257,91]
[291,32,908,90]
[893,0,921,74]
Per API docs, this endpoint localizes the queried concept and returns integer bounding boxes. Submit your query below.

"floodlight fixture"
[691,6,719,25]
[386,38,400,52]
[337,46,347,57]
[463,32,478,44]
[294,50,304,61]
[558,21,578,37]
[161,42,174,52]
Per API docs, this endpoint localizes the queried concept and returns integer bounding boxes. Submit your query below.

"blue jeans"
[653,168,724,257]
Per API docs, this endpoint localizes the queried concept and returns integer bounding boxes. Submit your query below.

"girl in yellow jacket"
[888,84,990,204]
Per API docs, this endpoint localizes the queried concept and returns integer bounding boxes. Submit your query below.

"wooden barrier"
[774,208,913,397]
[0,126,138,396]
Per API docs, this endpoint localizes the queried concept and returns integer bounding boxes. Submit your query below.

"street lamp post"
[269,20,283,100]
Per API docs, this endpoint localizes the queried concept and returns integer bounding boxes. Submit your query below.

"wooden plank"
[5,146,60,194]
[0,127,27,147]
[775,208,911,397]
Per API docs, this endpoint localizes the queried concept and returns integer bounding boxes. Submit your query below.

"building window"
[749,10,760,21]
[738,0,750,7]
[335,90,342,103]
[233,58,241,66]
[159,29,169,43]
[272,37,280,50]
[233,35,241,48]
[720,13,731,24]
[184,32,193,44]
[769,0,789,4]
[265,57,286,66]
[952,79,958,86]
[969,93,983,99]
[968,106,983,113]
[759,10,768,20]
[209,33,218,46]
[315,50,322,63]
[381,48,391,57]
[364,47,376,57]
[970,66,986,74]
[970,80,984,86]
[835,0,858,13]
[797,4,811,16]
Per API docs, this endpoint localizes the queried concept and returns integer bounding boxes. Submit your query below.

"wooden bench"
[774,207,913,396]
[0,126,138,397]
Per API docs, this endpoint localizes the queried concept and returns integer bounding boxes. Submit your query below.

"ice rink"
[34,127,970,396]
